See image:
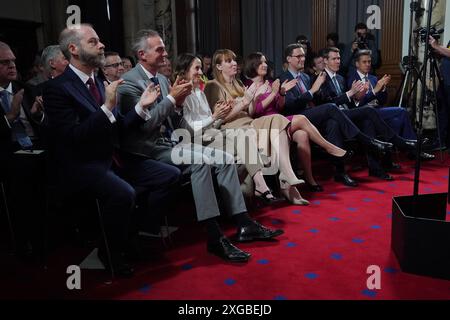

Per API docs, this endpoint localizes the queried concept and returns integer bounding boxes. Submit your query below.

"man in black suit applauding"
[317,47,420,180]
[279,43,392,186]
[43,24,180,277]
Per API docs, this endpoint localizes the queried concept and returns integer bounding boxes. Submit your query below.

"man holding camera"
[342,23,380,76]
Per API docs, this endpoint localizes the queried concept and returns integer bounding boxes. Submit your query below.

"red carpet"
[2,157,450,300]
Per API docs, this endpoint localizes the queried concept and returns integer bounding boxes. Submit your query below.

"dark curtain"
[241,0,312,76]
[197,0,220,56]
[69,0,124,54]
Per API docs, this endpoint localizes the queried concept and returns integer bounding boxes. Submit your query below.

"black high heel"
[255,190,283,205]
[331,150,354,163]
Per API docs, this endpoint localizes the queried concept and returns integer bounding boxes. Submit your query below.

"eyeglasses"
[104,62,124,68]
[290,55,305,59]
[0,59,16,66]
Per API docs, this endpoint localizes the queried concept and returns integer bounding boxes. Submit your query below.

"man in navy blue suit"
[279,43,394,187]
[43,24,180,277]
[317,47,420,180]
[347,50,434,162]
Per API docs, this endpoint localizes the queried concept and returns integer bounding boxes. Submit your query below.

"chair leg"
[96,199,115,281]
[164,215,172,245]
[1,182,16,254]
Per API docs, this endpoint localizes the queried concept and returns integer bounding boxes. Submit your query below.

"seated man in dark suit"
[0,41,47,256]
[279,43,393,187]
[347,50,434,163]
[317,47,419,180]
[118,30,283,263]
[43,24,181,277]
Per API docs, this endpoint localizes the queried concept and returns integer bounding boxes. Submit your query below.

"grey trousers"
[154,143,248,222]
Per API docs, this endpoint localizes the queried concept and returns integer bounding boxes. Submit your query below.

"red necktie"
[86,78,102,106]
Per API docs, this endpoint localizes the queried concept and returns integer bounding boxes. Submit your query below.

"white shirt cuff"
[167,94,176,106]
[101,105,117,124]
[4,115,12,129]
[307,91,314,98]
[135,103,151,121]
[346,92,352,102]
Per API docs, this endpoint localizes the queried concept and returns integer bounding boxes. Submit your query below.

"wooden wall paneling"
[312,0,337,52]
[378,0,404,104]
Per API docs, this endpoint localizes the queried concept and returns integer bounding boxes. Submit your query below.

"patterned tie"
[0,90,9,112]
[86,78,102,106]
[296,74,308,94]
[332,76,343,95]
[150,77,163,103]
[0,90,33,149]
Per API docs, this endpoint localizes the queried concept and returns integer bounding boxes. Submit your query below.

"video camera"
[414,26,444,43]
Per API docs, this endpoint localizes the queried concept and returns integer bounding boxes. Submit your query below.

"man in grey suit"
[118,30,283,263]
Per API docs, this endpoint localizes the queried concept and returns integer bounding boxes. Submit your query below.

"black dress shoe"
[98,249,135,278]
[420,152,436,161]
[401,139,418,151]
[369,169,394,181]
[408,152,436,161]
[207,237,250,262]
[334,173,358,187]
[384,162,402,171]
[306,183,324,192]
[235,222,284,243]
[368,139,393,154]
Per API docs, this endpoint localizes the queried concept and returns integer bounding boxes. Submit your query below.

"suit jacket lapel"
[64,68,99,112]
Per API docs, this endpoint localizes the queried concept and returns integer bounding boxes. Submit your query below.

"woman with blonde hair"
[204,49,309,205]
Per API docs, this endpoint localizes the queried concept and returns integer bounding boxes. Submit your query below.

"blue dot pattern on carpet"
[271,219,282,225]
[286,242,297,248]
[330,193,338,197]
[139,284,152,293]
[308,229,319,234]
[258,259,270,265]
[371,225,381,230]
[447,211,450,216]
[352,238,365,244]
[377,191,386,194]
[292,210,302,215]
[423,187,433,192]
[182,264,193,271]
[362,289,378,298]
[225,279,236,286]
[331,253,343,260]
[313,201,321,205]
[329,217,341,222]
[432,181,443,186]
[388,183,397,188]
[363,198,374,203]
[274,295,287,301]
[387,214,393,219]
[305,273,318,280]
[348,207,358,212]
[384,267,399,274]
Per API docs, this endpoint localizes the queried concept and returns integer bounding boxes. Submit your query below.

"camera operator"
[342,23,380,76]
[429,36,450,150]
[429,36,450,58]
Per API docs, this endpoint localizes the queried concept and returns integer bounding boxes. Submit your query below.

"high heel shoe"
[279,172,305,187]
[331,150,354,163]
[280,186,310,206]
[255,189,283,205]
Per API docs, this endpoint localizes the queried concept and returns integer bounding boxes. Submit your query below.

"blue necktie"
[332,76,343,95]
[0,90,33,149]
[332,76,349,110]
